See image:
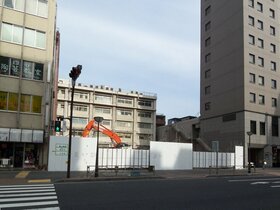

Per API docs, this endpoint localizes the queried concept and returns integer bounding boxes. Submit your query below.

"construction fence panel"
[193,151,235,168]
[99,148,149,169]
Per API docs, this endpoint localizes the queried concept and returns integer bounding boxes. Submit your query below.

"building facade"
[200,0,280,167]
[57,79,157,149]
[0,0,58,168]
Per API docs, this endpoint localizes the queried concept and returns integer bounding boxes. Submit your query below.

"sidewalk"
[0,167,280,185]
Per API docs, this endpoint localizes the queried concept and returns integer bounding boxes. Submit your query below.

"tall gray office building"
[200,0,280,167]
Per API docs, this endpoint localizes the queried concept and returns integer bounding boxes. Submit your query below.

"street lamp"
[247,131,253,173]
[94,116,103,177]
[67,65,82,179]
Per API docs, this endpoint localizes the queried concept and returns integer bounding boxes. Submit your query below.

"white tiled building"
[57,79,157,149]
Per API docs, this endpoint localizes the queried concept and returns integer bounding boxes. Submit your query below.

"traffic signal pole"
[67,65,82,179]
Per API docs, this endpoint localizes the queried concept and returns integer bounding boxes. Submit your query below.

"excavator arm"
[82,119,123,147]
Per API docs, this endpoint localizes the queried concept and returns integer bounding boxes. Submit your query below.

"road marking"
[271,185,280,188]
[251,182,269,185]
[0,184,59,209]
[28,179,51,183]
[272,181,280,184]
[229,177,280,182]
[15,171,30,178]
[0,200,59,208]
[0,192,56,198]
[0,195,57,202]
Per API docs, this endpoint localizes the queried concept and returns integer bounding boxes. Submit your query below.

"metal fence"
[193,151,235,168]
[99,148,150,169]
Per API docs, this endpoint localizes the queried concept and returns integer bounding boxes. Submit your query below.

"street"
[54,176,280,210]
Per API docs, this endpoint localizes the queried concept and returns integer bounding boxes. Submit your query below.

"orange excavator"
[82,119,123,148]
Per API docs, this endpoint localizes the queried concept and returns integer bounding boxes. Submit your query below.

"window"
[138,111,152,118]
[271,61,276,71]
[205,86,211,95]
[22,61,33,79]
[72,118,88,125]
[117,97,133,105]
[205,6,211,16]
[257,20,263,30]
[249,34,255,45]
[250,120,257,134]
[1,23,23,44]
[94,95,112,104]
[270,44,276,53]
[248,16,254,26]
[0,56,10,75]
[117,109,132,116]
[259,95,265,105]
[271,79,277,89]
[272,116,278,137]
[260,122,265,135]
[205,102,211,110]
[139,134,152,141]
[205,69,211,78]
[249,54,255,64]
[26,0,48,18]
[20,94,31,112]
[205,21,211,31]
[4,0,25,11]
[256,2,263,12]
[0,91,8,110]
[102,120,111,126]
[95,107,111,114]
[34,63,44,80]
[138,123,152,129]
[8,93,18,111]
[205,37,211,47]
[73,105,88,112]
[272,98,277,107]
[32,96,42,113]
[258,57,264,67]
[269,9,275,18]
[11,59,20,77]
[116,121,132,128]
[257,38,264,48]
[270,26,275,36]
[24,28,46,49]
[249,73,255,83]
[258,76,264,86]
[205,53,211,63]
[248,0,254,7]
[250,92,256,103]
[138,100,152,107]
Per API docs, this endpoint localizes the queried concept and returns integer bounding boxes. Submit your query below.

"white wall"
[48,136,96,171]
[150,141,193,170]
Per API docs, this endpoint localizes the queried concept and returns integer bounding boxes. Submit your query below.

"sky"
[57,0,201,120]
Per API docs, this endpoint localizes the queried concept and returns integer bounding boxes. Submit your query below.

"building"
[57,79,157,149]
[0,1,59,168]
[200,0,280,167]
[156,114,166,127]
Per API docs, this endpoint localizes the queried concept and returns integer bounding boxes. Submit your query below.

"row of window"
[249,34,276,53]
[249,53,276,71]
[1,22,46,49]
[250,117,278,137]
[249,92,278,107]
[60,103,153,118]
[2,0,48,18]
[249,73,277,88]
[248,0,275,19]
[248,16,276,36]
[0,56,44,80]
[0,91,42,113]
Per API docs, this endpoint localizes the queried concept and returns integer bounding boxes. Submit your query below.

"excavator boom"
[82,119,122,147]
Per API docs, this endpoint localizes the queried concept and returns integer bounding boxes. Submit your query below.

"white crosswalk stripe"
[0,184,60,209]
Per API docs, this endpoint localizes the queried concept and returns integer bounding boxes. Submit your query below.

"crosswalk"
[0,184,60,209]
[228,177,280,188]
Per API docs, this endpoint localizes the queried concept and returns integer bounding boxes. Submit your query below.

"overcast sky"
[57,0,201,120]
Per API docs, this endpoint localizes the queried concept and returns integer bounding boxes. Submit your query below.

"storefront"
[0,128,43,168]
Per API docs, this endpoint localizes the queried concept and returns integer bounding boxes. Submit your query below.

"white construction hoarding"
[150,141,193,170]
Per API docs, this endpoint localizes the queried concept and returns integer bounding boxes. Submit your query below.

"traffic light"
[55,120,61,132]
[69,65,82,81]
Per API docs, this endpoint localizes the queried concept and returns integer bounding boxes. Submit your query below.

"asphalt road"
[55,176,280,210]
